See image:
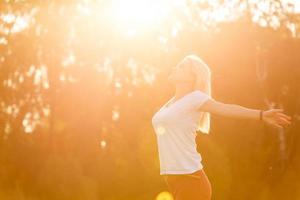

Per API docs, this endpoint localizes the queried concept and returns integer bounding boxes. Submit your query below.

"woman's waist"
[163,169,206,183]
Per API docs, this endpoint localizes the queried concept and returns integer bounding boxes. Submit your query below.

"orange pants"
[163,169,212,200]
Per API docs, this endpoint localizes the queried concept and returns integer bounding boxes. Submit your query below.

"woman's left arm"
[199,98,292,128]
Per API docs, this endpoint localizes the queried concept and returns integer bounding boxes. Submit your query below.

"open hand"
[263,109,292,128]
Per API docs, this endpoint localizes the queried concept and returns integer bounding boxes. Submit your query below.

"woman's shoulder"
[186,90,211,110]
[190,90,209,98]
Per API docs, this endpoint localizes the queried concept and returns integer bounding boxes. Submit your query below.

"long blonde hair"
[182,54,212,134]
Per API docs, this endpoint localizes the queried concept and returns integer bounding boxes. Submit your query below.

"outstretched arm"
[199,98,292,128]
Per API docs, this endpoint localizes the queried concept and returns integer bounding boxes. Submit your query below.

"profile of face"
[167,59,196,86]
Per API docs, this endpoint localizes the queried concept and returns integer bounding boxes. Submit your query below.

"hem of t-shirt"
[160,165,204,175]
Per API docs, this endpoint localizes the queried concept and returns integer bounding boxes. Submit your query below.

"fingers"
[277,112,292,121]
[278,117,291,126]
[265,120,283,129]
[265,108,292,129]
[272,116,291,129]
[270,120,283,128]
[273,109,292,123]
[269,117,290,129]
[274,120,284,128]
[276,114,292,124]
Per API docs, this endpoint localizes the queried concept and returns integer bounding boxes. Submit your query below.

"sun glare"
[109,0,173,36]
[114,0,168,24]
[84,0,300,38]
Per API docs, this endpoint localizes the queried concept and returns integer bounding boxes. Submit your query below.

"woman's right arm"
[199,98,292,128]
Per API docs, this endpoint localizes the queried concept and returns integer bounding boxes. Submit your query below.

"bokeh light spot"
[156,191,173,200]
[100,140,107,149]
[112,108,120,122]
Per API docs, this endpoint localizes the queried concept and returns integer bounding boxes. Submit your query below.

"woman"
[151,54,292,200]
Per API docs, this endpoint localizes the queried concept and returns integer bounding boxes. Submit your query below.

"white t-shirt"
[151,90,211,175]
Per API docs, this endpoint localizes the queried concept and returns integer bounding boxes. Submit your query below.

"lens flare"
[109,0,171,36]
[156,191,173,200]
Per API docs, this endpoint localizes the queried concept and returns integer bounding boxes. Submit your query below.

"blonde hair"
[182,54,212,134]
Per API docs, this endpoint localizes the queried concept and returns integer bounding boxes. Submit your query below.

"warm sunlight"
[1,0,299,199]
[109,0,173,36]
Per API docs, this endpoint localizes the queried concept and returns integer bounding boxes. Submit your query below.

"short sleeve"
[188,90,211,110]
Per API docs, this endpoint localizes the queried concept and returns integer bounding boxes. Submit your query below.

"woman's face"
[167,61,195,85]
